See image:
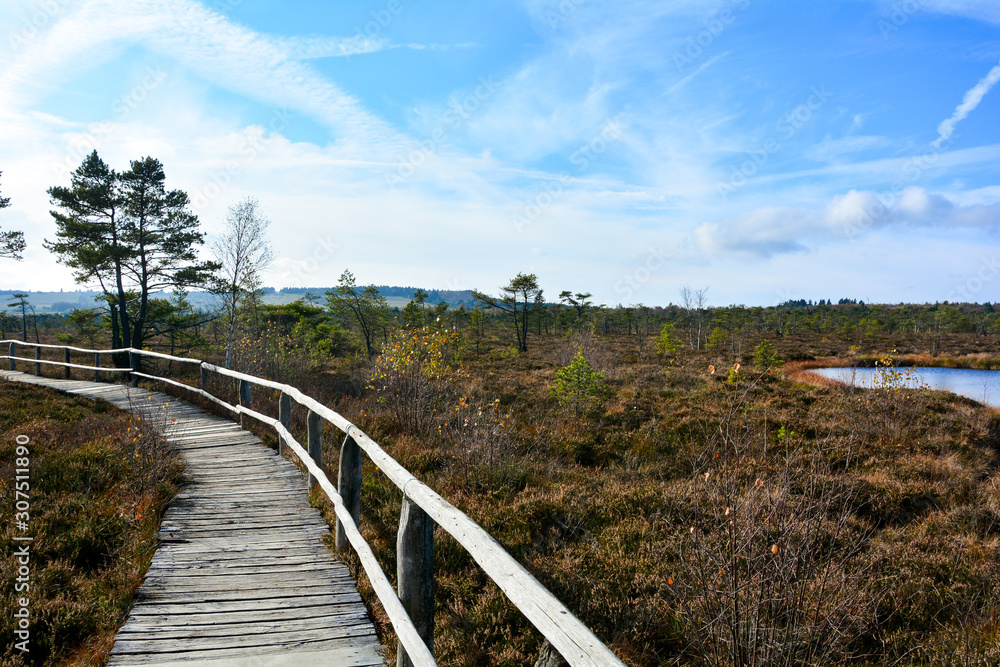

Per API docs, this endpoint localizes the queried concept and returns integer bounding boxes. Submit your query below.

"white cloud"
[694,186,1000,258]
[694,207,811,258]
[932,60,1000,148]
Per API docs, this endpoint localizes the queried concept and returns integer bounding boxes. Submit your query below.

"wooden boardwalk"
[2,371,384,666]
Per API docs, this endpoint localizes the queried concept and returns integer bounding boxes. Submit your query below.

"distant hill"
[277,286,476,308]
[0,286,478,313]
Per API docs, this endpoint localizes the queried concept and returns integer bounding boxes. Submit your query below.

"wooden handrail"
[0,355,131,373]
[4,344,627,667]
[0,339,123,354]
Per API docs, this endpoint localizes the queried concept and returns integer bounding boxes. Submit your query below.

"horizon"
[2,285,998,314]
[1,1,998,306]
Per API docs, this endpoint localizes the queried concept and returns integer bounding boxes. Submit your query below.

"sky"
[0,0,998,307]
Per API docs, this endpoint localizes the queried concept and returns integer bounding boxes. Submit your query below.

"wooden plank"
[143,563,346,578]
[156,528,329,542]
[119,604,366,628]
[161,505,320,518]
[136,577,356,595]
[111,626,376,654]
[148,551,334,565]
[116,612,374,639]
[107,638,383,666]
[125,592,365,616]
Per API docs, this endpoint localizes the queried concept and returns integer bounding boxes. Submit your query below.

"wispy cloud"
[932,60,1000,147]
[277,36,476,59]
[277,35,391,59]
[667,52,728,94]
[803,135,892,162]
[0,0,408,153]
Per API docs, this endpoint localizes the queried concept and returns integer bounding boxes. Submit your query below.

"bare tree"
[680,285,709,349]
[212,197,274,369]
[680,286,695,349]
[695,287,709,350]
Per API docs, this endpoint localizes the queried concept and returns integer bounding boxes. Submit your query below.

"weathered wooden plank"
[117,611,373,638]
[133,591,366,610]
[161,504,316,517]
[162,506,320,519]
[119,604,367,628]
[125,592,366,616]
[160,517,329,537]
[143,562,346,578]
[107,639,384,666]
[136,575,356,594]
[111,626,376,654]
[149,539,332,556]
[156,529,329,543]
[172,487,309,499]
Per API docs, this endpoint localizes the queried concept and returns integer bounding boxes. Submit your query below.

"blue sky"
[0,0,998,306]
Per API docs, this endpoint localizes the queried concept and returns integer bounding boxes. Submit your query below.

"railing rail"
[0,340,626,667]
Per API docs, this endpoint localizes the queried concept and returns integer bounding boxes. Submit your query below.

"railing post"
[94,352,100,382]
[8,342,14,371]
[307,410,322,491]
[64,347,71,379]
[397,496,434,667]
[278,393,291,456]
[535,640,568,667]
[239,379,251,428]
[128,350,135,385]
[34,346,41,376]
[336,434,362,551]
[200,364,208,391]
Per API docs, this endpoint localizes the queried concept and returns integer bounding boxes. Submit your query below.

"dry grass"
[302,331,1000,666]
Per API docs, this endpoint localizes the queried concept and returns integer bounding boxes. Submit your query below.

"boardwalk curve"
[2,371,383,666]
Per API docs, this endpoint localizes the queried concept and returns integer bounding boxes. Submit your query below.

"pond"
[811,366,1000,409]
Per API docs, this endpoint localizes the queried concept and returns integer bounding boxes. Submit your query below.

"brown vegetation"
[300,331,1000,666]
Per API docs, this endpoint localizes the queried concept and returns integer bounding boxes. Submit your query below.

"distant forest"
[278,285,476,305]
[0,286,478,313]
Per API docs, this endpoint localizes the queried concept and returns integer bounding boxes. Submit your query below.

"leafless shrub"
[120,388,176,496]
[670,382,882,666]
[438,394,532,492]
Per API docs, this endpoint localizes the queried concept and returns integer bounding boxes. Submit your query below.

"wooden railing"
[1,340,627,667]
